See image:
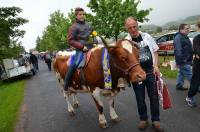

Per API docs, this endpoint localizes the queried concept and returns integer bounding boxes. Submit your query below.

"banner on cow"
[102,48,112,90]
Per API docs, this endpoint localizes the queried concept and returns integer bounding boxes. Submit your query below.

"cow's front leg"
[64,89,75,116]
[92,87,107,128]
[108,95,121,123]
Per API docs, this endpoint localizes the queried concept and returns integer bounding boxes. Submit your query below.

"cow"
[53,39,146,128]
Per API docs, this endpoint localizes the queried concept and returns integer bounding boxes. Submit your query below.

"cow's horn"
[99,36,109,48]
[99,36,116,49]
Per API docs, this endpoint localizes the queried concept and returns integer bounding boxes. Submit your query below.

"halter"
[112,61,139,76]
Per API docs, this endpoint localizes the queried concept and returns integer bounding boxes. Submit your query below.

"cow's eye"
[121,56,128,62]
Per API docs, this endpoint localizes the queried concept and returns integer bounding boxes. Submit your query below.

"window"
[157,36,167,43]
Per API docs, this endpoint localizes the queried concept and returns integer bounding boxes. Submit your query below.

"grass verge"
[159,56,178,79]
[160,67,178,79]
[0,80,25,132]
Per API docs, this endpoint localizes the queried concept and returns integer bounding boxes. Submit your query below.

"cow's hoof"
[73,104,79,109]
[69,111,75,117]
[99,123,108,129]
[112,117,121,123]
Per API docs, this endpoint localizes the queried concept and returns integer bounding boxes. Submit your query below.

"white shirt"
[125,31,159,65]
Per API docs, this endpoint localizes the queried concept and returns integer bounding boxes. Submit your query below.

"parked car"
[155,32,175,55]
[155,31,200,55]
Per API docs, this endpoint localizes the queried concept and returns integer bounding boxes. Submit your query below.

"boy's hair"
[75,7,84,15]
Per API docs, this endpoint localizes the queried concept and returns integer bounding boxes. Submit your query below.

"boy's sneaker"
[186,96,197,107]
[176,85,188,90]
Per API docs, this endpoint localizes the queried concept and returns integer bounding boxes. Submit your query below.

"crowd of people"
[19,51,54,75]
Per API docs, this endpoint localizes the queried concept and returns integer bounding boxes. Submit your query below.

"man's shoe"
[186,96,197,107]
[138,120,149,130]
[176,86,188,91]
[152,121,164,132]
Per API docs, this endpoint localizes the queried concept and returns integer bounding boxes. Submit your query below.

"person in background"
[17,54,25,66]
[30,52,38,74]
[125,16,164,132]
[173,24,193,90]
[44,52,52,71]
[186,20,200,107]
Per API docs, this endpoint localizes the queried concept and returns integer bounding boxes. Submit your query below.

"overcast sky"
[1,0,200,51]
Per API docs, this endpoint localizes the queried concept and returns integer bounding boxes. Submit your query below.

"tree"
[0,6,28,61]
[87,0,152,40]
[168,25,178,31]
[36,10,72,52]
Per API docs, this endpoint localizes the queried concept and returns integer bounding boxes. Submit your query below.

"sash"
[102,48,112,90]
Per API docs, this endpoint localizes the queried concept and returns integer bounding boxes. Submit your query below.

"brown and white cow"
[53,39,146,128]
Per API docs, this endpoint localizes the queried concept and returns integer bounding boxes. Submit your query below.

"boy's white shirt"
[125,31,159,65]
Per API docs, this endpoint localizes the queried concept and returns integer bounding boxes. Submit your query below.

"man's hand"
[154,66,160,76]
[83,46,88,52]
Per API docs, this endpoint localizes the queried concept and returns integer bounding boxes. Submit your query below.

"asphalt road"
[15,61,200,132]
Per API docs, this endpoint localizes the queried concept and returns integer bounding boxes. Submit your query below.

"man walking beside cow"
[125,16,164,132]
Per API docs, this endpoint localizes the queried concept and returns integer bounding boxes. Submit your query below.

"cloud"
[139,0,200,25]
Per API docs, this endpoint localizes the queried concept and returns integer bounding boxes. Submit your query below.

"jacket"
[173,32,193,65]
[67,20,92,50]
[193,34,200,61]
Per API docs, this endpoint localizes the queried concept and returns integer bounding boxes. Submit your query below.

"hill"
[141,14,200,33]
[163,14,200,29]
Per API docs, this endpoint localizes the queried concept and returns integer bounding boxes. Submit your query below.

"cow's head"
[105,39,146,83]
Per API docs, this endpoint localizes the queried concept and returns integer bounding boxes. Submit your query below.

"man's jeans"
[132,72,160,122]
[64,50,83,91]
[188,60,200,97]
[32,63,38,72]
[176,64,192,88]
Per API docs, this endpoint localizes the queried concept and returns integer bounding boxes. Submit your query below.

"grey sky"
[1,0,200,51]
[138,0,200,25]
